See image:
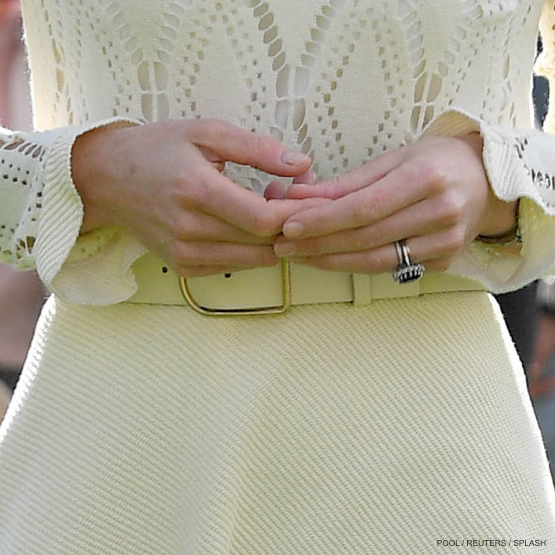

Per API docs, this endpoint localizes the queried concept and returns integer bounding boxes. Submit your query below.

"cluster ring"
[392,240,426,284]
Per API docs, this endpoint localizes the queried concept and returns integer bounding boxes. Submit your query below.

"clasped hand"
[72,119,328,277]
[268,133,517,274]
[72,120,516,278]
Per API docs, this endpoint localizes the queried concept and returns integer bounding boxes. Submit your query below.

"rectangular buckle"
[179,259,291,316]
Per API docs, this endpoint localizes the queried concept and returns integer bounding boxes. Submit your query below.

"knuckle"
[172,170,189,195]
[438,193,463,225]
[253,132,265,154]
[366,249,387,273]
[166,241,181,262]
[361,225,384,249]
[202,118,229,141]
[444,227,466,253]
[251,211,279,237]
[355,195,381,224]
[173,243,196,267]
[261,249,280,267]
[247,131,276,164]
[168,218,188,241]
[416,158,447,193]
[178,175,209,210]
[192,183,209,209]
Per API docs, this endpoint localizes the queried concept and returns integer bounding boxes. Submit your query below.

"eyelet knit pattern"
[0,0,553,300]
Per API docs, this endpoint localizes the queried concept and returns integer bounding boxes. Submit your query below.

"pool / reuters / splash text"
[436,539,547,548]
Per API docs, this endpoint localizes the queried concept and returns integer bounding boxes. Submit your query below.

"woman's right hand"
[72,119,326,277]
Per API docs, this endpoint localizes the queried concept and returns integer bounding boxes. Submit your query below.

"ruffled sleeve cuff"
[35,117,147,305]
[421,109,555,293]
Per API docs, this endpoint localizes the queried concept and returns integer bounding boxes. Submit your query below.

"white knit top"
[1,1,555,554]
[0,0,554,298]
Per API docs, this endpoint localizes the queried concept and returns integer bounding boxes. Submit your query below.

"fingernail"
[282,150,310,166]
[275,242,296,257]
[283,221,303,238]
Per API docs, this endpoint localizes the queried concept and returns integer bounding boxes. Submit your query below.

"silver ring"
[392,240,425,284]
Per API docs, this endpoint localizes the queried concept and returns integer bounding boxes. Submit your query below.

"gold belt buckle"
[179,259,292,316]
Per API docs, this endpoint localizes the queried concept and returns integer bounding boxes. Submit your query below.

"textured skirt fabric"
[0,291,554,554]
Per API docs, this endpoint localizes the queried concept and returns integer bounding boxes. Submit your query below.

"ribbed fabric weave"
[1,293,555,554]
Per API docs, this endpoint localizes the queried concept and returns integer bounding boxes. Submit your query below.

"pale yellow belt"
[127,252,485,316]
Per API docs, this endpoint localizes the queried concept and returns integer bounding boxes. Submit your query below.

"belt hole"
[224,273,232,279]
[162,266,168,274]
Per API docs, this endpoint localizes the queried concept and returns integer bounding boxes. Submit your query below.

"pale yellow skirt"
[0,291,554,554]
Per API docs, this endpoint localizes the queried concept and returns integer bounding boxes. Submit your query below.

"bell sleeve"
[419,0,555,293]
[0,118,147,305]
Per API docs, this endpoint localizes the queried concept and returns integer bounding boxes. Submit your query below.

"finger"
[199,165,333,237]
[274,196,455,256]
[265,170,317,200]
[264,180,287,200]
[285,149,402,200]
[197,146,226,172]
[295,243,395,274]
[179,211,276,245]
[292,170,317,185]
[296,229,462,274]
[174,242,279,269]
[184,119,312,177]
[282,163,433,239]
[399,228,465,271]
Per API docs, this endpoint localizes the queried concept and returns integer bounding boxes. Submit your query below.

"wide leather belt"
[126,252,485,316]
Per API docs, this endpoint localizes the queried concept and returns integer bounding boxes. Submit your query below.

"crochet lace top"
[2,0,555,303]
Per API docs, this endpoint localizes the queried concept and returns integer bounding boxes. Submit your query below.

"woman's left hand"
[269,134,518,274]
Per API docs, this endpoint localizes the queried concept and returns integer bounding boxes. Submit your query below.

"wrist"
[478,197,519,238]
[476,199,521,258]
[458,132,519,238]
[71,123,135,233]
